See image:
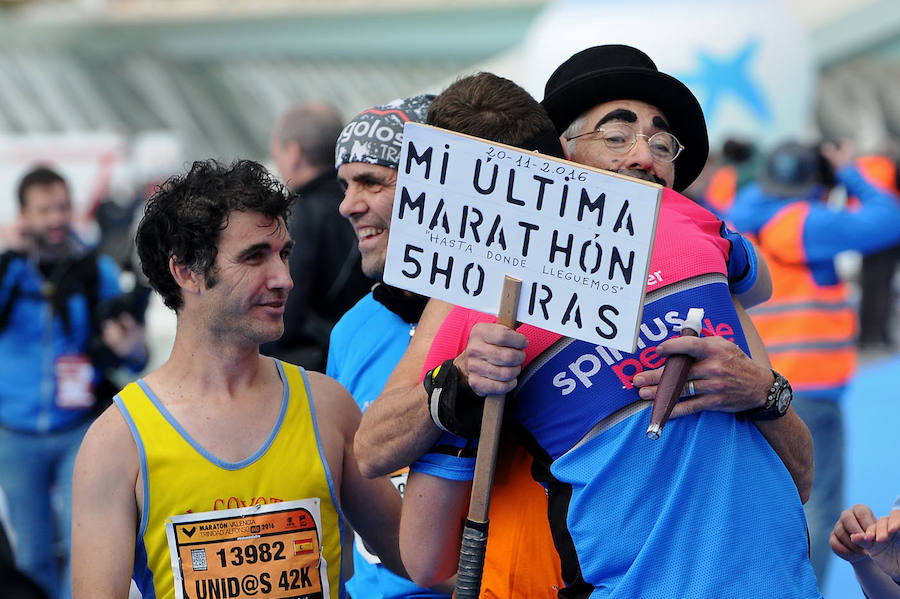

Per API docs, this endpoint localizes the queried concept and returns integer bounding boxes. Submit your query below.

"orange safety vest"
[705,164,738,216]
[748,203,857,392]
[845,156,899,208]
[857,155,898,193]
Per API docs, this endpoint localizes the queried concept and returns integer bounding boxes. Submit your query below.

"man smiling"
[328,95,453,599]
[335,96,434,282]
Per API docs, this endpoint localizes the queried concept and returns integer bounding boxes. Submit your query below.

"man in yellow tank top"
[70,159,407,599]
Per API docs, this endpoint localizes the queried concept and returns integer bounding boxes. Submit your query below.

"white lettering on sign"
[383,123,662,352]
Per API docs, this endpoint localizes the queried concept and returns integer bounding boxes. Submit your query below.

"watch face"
[776,387,792,413]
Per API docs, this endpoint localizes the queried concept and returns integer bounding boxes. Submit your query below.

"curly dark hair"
[136,159,293,311]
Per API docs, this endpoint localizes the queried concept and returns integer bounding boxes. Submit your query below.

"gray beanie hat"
[334,94,434,170]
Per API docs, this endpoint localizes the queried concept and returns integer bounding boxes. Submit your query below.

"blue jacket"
[728,164,900,397]
[0,249,136,433]
[729,165,900,279]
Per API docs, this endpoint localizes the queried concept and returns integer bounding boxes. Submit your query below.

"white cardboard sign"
[383,123,662,352]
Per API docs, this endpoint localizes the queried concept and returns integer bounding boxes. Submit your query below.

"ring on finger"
[687,380,696,396]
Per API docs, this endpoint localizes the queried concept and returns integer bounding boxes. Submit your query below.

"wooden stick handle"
[453,275,521,598]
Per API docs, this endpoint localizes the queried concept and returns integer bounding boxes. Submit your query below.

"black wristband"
[423,359,485,438]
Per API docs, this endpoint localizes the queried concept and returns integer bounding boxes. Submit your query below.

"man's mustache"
[618,169,667,187]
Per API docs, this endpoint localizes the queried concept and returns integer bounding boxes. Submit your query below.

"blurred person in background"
[261,101,372,371]
[728,139,900,585]
[0,165,148,599]
[854,154,900,351]
[92,132,186,374]
[699,137,761,217]
[1,485,49,599]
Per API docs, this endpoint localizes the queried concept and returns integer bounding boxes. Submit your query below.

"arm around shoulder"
[71,405,140,599]
[637,299,813,501]
[400,470,471,587]
[734,245,772,309]
[306,372,408,579]
[735,301,813,502]
[354,298,453,478]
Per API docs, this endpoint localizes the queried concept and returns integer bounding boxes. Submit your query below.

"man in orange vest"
[702,137,761,217]
[855,155,900,350]
[729,139,900,585]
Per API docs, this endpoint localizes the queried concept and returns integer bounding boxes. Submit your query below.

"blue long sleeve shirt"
[729,165,900,282]
[0,251,139,433]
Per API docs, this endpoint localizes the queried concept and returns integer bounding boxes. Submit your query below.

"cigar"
[646,307,704,440]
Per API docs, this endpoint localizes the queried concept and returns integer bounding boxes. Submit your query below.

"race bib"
[54,355,95,409]
[354,468,407,566]
[165,498,330,599]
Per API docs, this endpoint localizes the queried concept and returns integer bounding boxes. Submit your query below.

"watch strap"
[739,369,792,421]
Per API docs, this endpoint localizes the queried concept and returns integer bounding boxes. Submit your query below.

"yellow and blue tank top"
[115,359,345,599]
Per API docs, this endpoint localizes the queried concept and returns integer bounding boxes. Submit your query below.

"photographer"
[728,139,900,586]
[0,165,147,599]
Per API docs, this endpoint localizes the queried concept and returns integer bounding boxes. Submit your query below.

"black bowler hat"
[541,44,709,192]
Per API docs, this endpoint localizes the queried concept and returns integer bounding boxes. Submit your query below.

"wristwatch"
[742,369,793,421]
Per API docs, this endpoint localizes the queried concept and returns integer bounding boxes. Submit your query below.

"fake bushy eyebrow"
[652,116,672,132]
[594,109,673,133]
[595,109,637,128]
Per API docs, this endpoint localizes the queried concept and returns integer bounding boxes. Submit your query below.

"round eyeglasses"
[566,123,684,163]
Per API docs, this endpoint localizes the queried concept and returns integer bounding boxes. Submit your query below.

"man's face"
[337,162,398,280]
[199,211,294,347]
[20,181,72,249]
[568,99,676,189]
